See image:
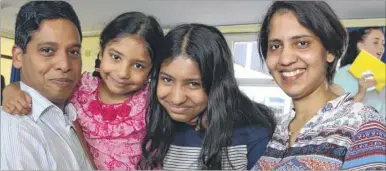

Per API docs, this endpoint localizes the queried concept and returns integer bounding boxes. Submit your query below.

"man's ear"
[12,45,23,69]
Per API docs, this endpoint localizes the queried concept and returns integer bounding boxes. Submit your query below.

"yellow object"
[348,50,386,92]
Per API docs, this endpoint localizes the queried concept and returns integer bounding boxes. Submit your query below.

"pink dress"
[71,72,148,170]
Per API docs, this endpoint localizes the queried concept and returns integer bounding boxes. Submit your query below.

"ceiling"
[1,0,385,36]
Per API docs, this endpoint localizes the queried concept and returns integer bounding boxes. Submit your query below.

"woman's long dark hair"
[138,23,276,170]
[339,27,383,67]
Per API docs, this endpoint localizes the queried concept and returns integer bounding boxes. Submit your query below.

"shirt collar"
[64,103,77,122]
[284,93,354,121]
[20,82,55,122]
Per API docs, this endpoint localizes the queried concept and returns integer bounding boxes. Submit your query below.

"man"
[1,1,92,170]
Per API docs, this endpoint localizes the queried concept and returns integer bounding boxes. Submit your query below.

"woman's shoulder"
[329,93,385,128]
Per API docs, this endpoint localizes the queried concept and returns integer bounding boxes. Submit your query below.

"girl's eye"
[111,54,121,60]
[134,63,144,69]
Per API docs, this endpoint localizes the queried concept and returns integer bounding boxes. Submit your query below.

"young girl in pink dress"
[2,12,164,170]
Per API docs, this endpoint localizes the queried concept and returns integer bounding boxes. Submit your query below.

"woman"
[334,27,385,116]
[138,23,276,170]
[253,1,386,170]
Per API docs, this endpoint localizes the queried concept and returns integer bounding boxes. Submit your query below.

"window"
[233,41,269,74]
[233,42,248,67]
[226,35,292,116]
[239,86,292,116]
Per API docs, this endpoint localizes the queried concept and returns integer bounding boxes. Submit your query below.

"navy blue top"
[163,123,270,170]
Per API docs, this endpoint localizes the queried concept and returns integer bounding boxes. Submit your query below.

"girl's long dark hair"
[138,23,276,170]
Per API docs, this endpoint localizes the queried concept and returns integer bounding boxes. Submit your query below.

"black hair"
[258,1,348,84]
[92,12,164,78]
[92,53,102,77]
[138,23,276,170]
[1,75,5,105]
[339,27,384,67]
[15,1,82,53]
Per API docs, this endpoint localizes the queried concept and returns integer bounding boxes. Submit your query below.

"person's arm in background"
[353,75,377,102]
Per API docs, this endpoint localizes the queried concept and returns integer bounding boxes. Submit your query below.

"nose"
[55,52,71,73]
[117,64,131,79]
[170,85,187,105]
[278,46,297,66]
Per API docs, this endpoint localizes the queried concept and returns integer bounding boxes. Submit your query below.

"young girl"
[2,12,164,170]
[137,23,276,170]
[253,1,386,170]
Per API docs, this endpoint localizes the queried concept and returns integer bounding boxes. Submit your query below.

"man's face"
[13,19,82,105]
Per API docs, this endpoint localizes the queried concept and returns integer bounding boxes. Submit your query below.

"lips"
[109,76,129,87]
[169,106,190,114]
[50,78,73,87]
[376,52,382,58]
[280,68,306,83]
[165,101,191,114]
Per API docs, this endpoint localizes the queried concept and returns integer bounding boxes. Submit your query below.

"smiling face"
[357,29,385,59]
[265,11,334,100]
[99,35,152,97]
[156,56,208,123]
[13,19,82,105]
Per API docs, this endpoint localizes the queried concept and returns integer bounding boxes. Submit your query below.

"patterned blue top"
[253,94,386,170]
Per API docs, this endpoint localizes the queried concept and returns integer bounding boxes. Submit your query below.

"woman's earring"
[327,54,335,63]
[195,117,201,132]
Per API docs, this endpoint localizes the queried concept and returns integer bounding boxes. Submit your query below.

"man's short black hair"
[15,1,82,53]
